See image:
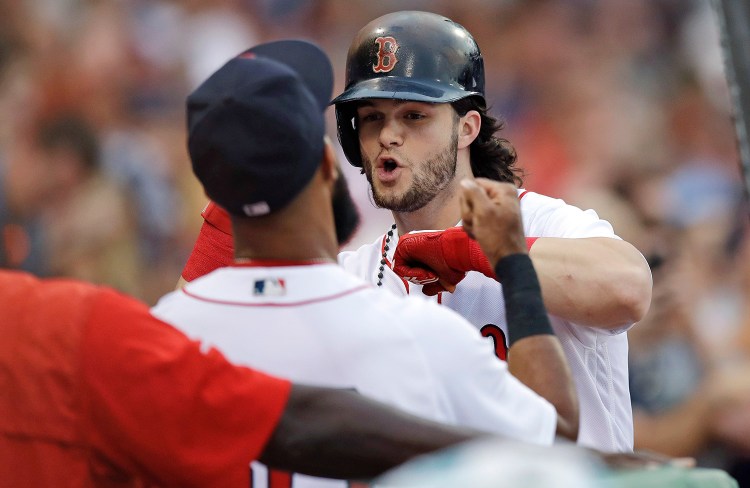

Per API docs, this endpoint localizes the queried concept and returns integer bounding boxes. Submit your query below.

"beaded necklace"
[377,224,398,287]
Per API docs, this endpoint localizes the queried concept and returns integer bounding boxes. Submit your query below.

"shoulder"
[0,270,102,316]
[151,288,181,315]
[158,265,372,313]
[153,268,248,316]
[338,234,384,273]
[91,286,172,338]
[1,270,105,359]
[338,233,383,260]
[0,269,42,294]
[518,189,584,215]
[518,189,618,238]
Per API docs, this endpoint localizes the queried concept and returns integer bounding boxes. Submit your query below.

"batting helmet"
[331,11,486,167]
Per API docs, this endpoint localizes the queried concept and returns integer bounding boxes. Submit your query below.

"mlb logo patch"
[253,278,286,296]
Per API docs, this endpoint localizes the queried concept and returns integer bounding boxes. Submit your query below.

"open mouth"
[383,159,398,172]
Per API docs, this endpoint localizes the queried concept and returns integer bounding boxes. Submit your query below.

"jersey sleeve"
[81,288,291,487]
[181,202,235,281]
[413,305,557,445]
[519,191,620,239]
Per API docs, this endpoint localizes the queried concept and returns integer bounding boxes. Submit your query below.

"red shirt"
[0,270,291,487]
[182,202,235,281]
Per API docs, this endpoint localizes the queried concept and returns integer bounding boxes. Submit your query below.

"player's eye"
[404,112,426,120]
[357,112,382,123]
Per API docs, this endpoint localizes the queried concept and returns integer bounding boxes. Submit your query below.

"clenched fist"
[393,179,534,295]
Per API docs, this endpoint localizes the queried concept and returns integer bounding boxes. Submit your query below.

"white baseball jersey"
[339,190,635,452]
[152,262,555,488]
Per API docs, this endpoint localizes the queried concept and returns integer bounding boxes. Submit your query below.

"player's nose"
[378,118,404,148]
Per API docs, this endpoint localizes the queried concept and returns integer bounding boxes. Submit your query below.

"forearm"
[259,384,482,479]
[507,338,579,441]
[497,254,579,441]
[529,237,652,329]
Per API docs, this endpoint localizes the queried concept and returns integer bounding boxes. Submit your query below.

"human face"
[356,99,459,213]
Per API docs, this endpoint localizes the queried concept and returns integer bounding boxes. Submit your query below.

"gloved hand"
[393,227,495,296]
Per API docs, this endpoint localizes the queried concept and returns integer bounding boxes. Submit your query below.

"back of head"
[187,40,334,217]
[332,11,485,167]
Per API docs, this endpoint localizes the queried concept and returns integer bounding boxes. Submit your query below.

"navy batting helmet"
[331,11,485,167]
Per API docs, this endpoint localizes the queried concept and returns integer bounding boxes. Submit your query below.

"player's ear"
[320,135,338,183]
[457,110,481,150]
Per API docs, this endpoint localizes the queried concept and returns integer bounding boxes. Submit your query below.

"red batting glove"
[394,229,539,296]
[393,228,495,295]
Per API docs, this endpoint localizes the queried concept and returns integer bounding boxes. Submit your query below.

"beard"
[331,171,361,247]
[363,130,458,213]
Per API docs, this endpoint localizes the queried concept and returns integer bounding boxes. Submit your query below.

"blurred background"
[1,0,750,483]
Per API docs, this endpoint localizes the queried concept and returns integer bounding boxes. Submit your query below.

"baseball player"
[333,11,652,453]
[155,39,578,488]
[179,12,652,453]
[0,267,482,486]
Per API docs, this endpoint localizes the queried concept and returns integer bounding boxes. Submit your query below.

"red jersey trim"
[518,190,529,200]
[181,284,371,307]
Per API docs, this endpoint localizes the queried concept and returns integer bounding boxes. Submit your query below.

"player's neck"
[232,190,339,263]
[234,223,338,263]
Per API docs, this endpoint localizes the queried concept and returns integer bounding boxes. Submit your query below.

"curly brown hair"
[452,97,523,187]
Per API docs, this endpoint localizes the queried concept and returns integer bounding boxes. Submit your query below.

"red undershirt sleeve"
[81,288,291,487]
[181,202,235,281]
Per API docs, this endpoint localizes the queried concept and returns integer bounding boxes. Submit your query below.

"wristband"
[494,254,553,347]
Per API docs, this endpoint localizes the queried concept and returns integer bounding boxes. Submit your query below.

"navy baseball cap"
[187,40,334,216]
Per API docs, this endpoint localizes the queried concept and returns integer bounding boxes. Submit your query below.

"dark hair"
[452,97,523,186]
[36,114,99,172]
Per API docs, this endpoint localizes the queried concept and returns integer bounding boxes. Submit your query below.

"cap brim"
[331,77,481,105]
[244,40,333,110]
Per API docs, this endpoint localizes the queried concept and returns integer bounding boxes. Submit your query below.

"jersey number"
[480,324,508,361]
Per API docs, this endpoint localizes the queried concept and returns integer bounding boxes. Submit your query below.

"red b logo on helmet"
[373,36,399,73]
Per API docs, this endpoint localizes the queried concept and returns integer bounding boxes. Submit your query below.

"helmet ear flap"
[335,102,362,167]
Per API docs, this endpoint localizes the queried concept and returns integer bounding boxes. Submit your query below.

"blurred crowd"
[1,0,749,483]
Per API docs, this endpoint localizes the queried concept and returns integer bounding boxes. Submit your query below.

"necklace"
[377,224,398,287]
